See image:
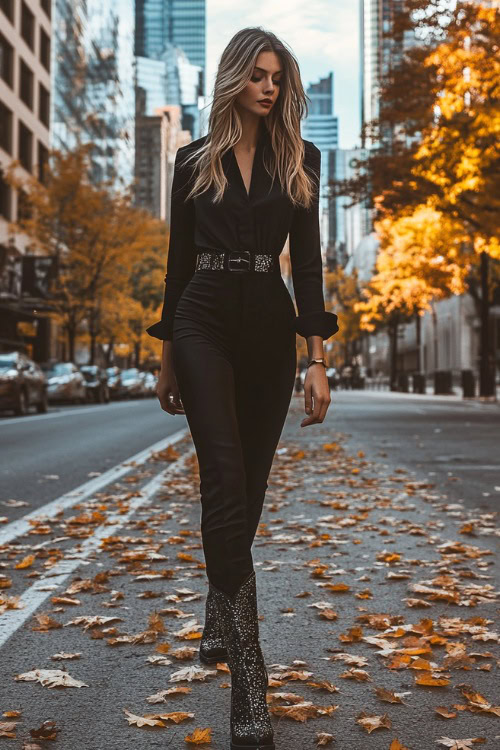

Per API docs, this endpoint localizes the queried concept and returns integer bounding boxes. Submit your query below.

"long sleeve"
[288,142,339,340]
[145,145,196,341]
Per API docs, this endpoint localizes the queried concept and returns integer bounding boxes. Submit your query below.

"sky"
[206,0,361,150]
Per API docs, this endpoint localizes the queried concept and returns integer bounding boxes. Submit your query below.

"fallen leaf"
[435,707,457,719]
[356,711,392,733]
[0,721,18,738]
[435,739,486,749]
[316,731,334,745]
[184,726,212,744]
[374,686,409,704]
[15,555,35,569]
[123,709,164,728]
[15,669,89,688]
[30,720,59,740]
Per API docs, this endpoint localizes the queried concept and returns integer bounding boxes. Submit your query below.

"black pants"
[172,266,297,596]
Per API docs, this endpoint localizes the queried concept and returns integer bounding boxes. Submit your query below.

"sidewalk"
[0,399,498,749]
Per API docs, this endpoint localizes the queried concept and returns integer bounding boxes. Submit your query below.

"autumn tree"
[324,267,362,368]
[357,205,469,389]
[330,1,500,396]
[7,144,167,363]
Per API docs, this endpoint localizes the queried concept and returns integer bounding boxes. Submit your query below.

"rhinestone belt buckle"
[228,250,251,272]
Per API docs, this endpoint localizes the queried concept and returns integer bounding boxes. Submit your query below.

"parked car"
[0,351,48,416]
[141,371,157,397]
[120,367,145,399]
[79,365,110,403]
[42,361,86,404]
[105,366,126,400]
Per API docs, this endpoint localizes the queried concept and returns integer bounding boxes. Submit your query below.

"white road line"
[0,428,189,546]
[0,448,195,650]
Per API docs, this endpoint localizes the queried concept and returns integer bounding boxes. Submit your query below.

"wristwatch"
[306,357,327,369]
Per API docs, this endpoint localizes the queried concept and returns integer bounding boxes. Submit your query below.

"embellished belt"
[195,248,276,273]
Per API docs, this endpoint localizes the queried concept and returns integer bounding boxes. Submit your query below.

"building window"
[0,0,13,22]
[38,82,49,127]
[40,0,51,20]
[18,120,33,172]
[0,31,13,87]
[21,1,35,50]
[0,169,12,220]
[37,141,48,184]
[0,101,12,154]
[39,27,50,71]
[19,58,34,109]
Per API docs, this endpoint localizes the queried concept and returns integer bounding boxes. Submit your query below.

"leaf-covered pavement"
[0,398,498,749]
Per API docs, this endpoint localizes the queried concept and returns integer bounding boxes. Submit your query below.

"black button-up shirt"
[146,124,339,341]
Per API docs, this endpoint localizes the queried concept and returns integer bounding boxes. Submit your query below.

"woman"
[146,27,339,750]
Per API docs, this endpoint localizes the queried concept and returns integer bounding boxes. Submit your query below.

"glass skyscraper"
[135,0,206,96]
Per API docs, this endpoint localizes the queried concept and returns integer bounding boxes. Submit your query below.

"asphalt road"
[327,390,500,513]
[0,391,498,750]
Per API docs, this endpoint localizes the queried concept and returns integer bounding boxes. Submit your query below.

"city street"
[0,392,498,749]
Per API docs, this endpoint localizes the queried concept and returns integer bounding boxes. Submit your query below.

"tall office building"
[0,0,54,359]
[301,73,339,262]
[51,0,135,188]
[135,0,206,97]
[360,0,408,146]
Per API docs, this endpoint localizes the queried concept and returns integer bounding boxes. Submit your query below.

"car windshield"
[121,369,138,378]
[45,363,73,376]
[81,370,96,381]
[0,357,16,370]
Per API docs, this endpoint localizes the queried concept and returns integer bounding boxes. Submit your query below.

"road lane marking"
[0,428,189,546]
[0,448,195,649]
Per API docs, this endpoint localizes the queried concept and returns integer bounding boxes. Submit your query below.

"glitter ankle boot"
[199,582,228,664]
[211,570,275,750]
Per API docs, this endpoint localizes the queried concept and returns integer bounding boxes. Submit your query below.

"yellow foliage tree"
[6,145,167,364]
[325,267,362,368]
[357,205,470,388]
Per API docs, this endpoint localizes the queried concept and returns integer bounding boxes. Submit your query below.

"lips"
[259,100,272,106]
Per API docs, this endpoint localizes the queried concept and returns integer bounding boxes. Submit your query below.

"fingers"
[156,384,185,415]
[301,385,331,427]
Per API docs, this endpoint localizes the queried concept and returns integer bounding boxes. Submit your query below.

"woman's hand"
[156,366,185,415]
[301,364,331,427]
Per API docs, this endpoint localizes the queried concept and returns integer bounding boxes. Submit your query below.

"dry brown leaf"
[356,711,392,733]
[374,686,409,704]
[306,679,339,693]
[51,652,82,661]
[15,555,35,569]
[339,668,371,681]
[316,731,335,745]
[32,614,62,631]
[15,669,88,688]
[435,739,486,749]
[0,721,18,738]
[184,726,212,744]
[123,709,164,728]
[435,707,457,719]
[148,711,194,723]
[389,740,411,750]
[30,720,59,740]
[415,673,450,687]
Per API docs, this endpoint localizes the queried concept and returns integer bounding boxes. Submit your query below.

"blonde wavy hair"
[182,26,317,209]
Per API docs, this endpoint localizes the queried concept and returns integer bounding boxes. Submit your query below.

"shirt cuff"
[295,310,339,340]
[145,320,173,341]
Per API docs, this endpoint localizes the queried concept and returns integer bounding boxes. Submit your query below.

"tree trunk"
[415,312,422,372]
[134,341,141,369]
[479,251,494,397]
[389,319,398,391]
[67,326,75,362]
[431,303,438,371]
[105,340,114,367]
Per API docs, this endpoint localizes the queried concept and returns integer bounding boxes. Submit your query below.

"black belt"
[195,248,276,273]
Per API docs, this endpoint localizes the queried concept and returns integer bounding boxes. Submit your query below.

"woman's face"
[235,51,282,118]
